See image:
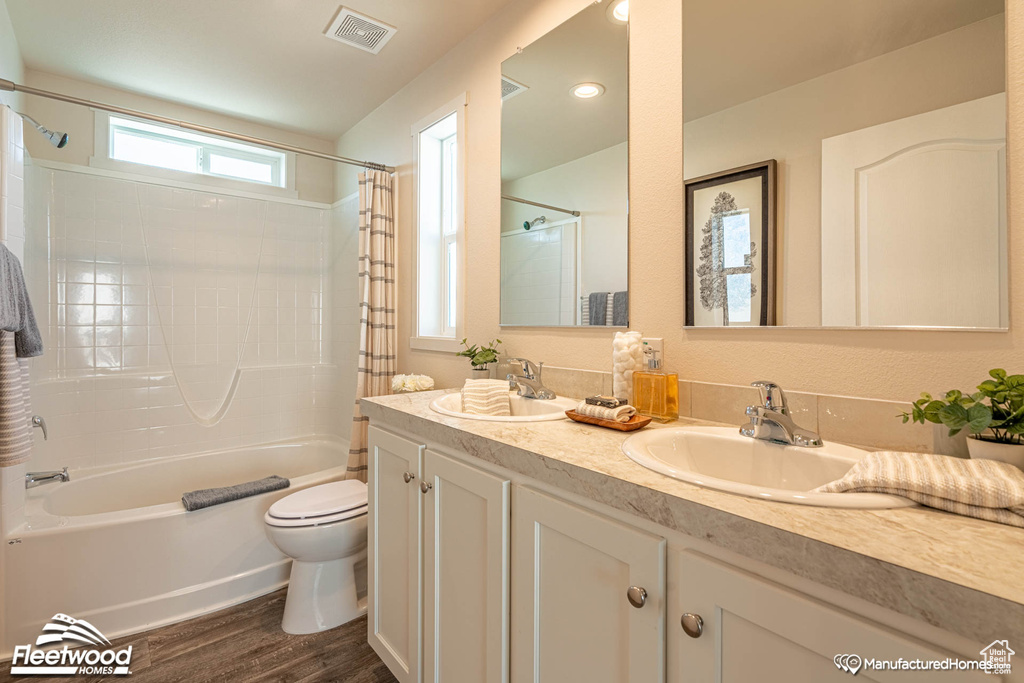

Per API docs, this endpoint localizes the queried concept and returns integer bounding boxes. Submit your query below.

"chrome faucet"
[739,381,823,447]
[506,358,556,400]
[26,467,70,489]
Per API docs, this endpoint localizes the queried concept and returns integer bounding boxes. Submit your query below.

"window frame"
[91,111,299,198]
[410,94,467,352]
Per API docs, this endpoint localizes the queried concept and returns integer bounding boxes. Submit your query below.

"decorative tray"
[565,410,652,432]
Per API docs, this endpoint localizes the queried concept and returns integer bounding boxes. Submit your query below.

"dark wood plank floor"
[2,589,397,683]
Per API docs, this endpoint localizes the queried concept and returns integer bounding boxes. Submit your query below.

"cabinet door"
[672,551,1000,683]
[422,449,510,683]
[511,487,665,683]
[368,426,423,683]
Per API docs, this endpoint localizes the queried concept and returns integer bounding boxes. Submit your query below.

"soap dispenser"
[632,346,678,422]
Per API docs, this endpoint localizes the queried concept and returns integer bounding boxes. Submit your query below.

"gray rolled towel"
[182,475,290,511]
[0,245,43,358]
[612,291,628,326]
[589,292,609,326]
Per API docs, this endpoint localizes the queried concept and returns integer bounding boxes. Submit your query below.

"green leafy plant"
[456,338,503,367]
[901,369,1024,445]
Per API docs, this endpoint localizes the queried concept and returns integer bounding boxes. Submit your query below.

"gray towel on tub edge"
[182,475,290,511]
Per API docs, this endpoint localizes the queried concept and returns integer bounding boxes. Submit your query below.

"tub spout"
[26,467,70,489]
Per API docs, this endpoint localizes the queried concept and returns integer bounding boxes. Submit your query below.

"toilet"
[263,480,369,635]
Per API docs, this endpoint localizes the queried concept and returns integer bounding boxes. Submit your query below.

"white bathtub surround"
[16,165,362,471]
[611,330,642,400]
[264,480,368,634]
[2,438,346,657]
[348,170,396,480]
[0,106,26,261]
[136,189,270,424]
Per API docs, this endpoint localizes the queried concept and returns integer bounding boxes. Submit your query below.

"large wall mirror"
[500,2,629,327]
[683,0,1007,329]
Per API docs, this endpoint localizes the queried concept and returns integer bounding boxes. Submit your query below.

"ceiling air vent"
[324,7,397,54]
[501,76,529,101]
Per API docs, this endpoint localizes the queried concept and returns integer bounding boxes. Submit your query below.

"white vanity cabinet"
[511,487,666,683]
[368,422,1004,683]
[670,551,999,683]
[368,426,423,682]
[367,426,511,683]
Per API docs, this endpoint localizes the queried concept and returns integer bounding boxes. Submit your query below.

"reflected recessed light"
[607,0,628,23]
[571,82,605,99]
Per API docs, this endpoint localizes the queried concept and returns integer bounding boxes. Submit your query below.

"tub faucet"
[26,467,70,489]
[506,358,556,400]
[739,381,823,448]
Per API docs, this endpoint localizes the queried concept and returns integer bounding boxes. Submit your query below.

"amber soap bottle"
[632,347,678,422]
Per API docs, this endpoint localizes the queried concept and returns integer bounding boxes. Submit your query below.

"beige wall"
[337,0,1021,403]
[0,3,24,111]
[685,15,1005,327]
[20,70,336,204]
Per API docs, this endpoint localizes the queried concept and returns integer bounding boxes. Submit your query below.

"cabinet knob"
[420,480,432,493]
[680,613,704,638]
[403,472,414,483]
[626,586,647,608]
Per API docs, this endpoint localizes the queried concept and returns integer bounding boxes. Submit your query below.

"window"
[412,96,465,350]
[95,114,291,191]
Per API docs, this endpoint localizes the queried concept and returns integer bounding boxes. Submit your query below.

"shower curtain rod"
[501,194,580,217]
[0,78,395,173]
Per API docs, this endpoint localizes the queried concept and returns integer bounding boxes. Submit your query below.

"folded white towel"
[574,400,636,423]
[461,379,511,417]
[815,451,1024,528]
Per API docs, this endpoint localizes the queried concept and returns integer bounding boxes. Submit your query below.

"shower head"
[16,112,68,148]
[523,216,546,230]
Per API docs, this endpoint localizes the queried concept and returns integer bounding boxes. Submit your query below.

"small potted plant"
[456,338,503,379]
[901,369,1024,469]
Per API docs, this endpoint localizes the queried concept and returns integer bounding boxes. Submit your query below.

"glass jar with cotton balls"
[612,331,644,401]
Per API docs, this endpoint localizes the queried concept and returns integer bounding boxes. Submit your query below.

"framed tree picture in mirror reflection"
[685,160,776,327]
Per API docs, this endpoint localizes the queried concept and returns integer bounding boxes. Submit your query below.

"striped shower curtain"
[347,169,396,480]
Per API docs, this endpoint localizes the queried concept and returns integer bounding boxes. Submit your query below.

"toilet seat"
[265,480,368,528]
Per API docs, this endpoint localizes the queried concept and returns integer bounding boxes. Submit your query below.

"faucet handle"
[31,415,48,440]
[507,358,535,379]
[751,381,788,414]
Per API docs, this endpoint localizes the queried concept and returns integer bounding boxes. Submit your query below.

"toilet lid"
[264,504,367,528]
[267,480,367,520]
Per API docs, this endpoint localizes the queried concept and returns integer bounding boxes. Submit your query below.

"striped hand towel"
[815,451,1024,528]
[461,379,512,417]
[574,400,636,423]
[0,331,33,467]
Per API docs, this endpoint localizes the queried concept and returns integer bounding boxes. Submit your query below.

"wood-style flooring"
[2,589,397,683]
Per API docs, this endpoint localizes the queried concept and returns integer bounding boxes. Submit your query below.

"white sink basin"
[429,391,577,422]
[621,426,915,509]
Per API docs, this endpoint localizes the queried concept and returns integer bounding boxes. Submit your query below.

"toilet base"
[281,546,368,635]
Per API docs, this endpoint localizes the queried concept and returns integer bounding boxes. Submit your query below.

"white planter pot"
[967,435,1024,470]
[470,366,492,380]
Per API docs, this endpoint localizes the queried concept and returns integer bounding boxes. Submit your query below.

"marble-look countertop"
[362,391,1024,646]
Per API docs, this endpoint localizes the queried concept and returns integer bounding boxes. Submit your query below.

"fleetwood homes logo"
[10,614,132,676]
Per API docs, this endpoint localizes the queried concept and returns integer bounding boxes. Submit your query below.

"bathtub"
[2,438,348,657]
